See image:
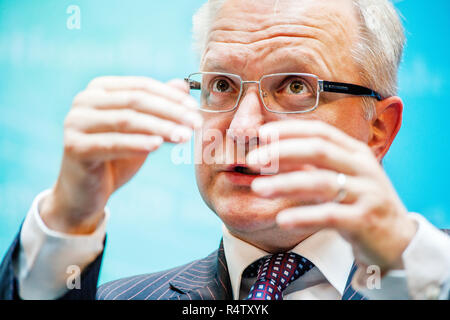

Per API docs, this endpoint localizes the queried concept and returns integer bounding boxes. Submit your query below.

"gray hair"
[192,0,405,120]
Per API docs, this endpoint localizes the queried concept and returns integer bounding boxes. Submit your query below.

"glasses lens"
[260,74,319,113]
[188,73,241,112]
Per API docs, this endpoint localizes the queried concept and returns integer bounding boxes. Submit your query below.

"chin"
[196,165,304,235]
[197,169,317,251]
[211,188,294,233]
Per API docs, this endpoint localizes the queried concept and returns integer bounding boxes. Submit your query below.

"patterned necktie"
[245,252,314,300]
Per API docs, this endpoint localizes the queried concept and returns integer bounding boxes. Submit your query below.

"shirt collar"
[222,224,354,300]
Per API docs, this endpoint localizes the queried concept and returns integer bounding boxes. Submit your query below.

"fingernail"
[147,136,163,149]
[185,113,203,128]
[170,127,192,143]
[276,212,292,225]
[252,179,273,195]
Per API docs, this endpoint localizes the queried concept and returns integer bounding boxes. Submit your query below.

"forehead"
[201,0,360,81]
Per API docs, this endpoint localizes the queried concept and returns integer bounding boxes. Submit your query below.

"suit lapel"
[168,240,233,300]
[342,263,368,300]
[169,247,367,300]
[168,242,370,300]
[169,229,450,300]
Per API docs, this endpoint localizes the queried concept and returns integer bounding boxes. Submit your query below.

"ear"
[368,96,403,162]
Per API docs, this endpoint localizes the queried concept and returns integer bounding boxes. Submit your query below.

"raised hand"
[40,76,202,234]
[248,119,417,273]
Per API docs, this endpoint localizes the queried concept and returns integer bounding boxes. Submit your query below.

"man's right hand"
[39,76,202,235]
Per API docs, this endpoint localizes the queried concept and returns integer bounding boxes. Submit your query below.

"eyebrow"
[201,61,230,73]
[202,54,328,80]
[201,56,245,74]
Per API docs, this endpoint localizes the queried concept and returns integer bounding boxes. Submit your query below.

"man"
[1,0,449,300]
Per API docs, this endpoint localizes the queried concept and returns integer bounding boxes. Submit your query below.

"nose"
[227,86,264,144]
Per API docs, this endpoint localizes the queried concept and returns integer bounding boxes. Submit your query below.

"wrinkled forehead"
[201,0,360,80]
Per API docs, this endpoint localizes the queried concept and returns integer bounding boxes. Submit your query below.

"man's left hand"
[248,119,417,274]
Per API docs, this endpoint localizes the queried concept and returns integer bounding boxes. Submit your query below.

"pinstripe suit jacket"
[94,242,366,300]
[1,230,449,300]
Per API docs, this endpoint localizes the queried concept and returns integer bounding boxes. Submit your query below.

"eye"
[289,81,305,94]
[277,76,313,96]
[285,79,309,95]
[211,78,233,93]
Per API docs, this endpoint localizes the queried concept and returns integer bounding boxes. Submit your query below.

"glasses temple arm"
[320,80,383,101]
[185,78,201,90]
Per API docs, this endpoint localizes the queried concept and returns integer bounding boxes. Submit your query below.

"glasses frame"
[185,71,384,114]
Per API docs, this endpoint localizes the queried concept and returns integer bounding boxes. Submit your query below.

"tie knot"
[245,252,314,300]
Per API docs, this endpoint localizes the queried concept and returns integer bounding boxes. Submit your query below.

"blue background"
[0,1,449,285]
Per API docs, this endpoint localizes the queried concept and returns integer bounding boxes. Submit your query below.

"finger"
[66,108,193,143]
[73,89,203,128]
[276,203,359,231]
[259,119,370,153]
[87,76,198,109]
[247,138,362,175]
[166,78,189,94]
[64,130,163,161]
[251,170,361,203]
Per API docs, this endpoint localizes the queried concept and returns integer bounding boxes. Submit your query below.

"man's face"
[194,0,372,246]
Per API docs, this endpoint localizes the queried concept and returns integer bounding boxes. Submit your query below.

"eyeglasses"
[185,72,383,114]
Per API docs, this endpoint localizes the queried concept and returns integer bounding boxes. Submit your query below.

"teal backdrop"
[0,1,449,285]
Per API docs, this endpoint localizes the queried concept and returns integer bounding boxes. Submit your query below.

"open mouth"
[233,166,261,175]
[223,165,263,186]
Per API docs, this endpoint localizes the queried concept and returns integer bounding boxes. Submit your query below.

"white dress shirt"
[14,190,108,300]
[222,225,354,300]
[13,189,450,300]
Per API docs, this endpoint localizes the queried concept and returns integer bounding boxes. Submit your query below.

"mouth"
[232,165,261,175]
[222,165,264,186]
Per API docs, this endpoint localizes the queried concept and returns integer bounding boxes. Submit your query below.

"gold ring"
[334,173,347,203]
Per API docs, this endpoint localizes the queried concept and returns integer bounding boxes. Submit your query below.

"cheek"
[195,163,216,210]
[195,163,209,188]
[195,117,229,166]
[312,99,371,143]
[200,114,232,143]
[202,112,231,128]
[336,107,370,142]
[194,116,229,208]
